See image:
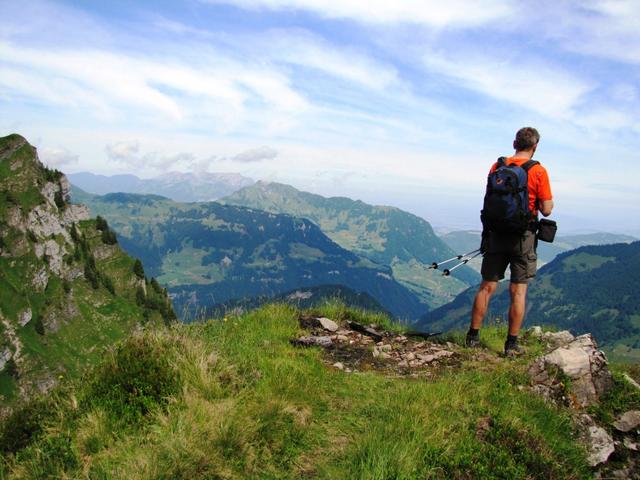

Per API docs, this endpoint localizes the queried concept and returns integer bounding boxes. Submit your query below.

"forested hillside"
[221,181,479,308]
[73,190,427,321]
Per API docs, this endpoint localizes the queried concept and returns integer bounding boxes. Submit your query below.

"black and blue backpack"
[481,157,538,234]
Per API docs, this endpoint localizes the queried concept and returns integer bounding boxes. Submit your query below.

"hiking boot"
[465,333,481,348]
[504,340,525,357]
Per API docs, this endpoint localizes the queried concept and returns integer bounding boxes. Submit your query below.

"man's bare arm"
[539,199,554,217]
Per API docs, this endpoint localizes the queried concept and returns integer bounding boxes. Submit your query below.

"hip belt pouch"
[537,219,557,243]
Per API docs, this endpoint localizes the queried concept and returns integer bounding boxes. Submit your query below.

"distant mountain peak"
[69,170,254,202]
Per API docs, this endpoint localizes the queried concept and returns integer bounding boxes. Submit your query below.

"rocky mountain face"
[220,181,479,308]
[73,190,427,321]
[0,134,174,409]
[69,171,254,202]
[418,241,640,362]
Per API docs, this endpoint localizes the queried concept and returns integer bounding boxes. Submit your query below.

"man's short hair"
[514,127,540,151]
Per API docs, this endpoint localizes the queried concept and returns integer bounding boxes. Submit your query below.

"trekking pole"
[429,248,481,270]
[442,250,483,276]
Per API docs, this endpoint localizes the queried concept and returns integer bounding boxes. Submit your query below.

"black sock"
[468,328,479,337]
[506,334,518,344]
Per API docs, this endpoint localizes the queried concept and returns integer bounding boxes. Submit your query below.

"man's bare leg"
[507,282,528,336]
[470,280,498,329]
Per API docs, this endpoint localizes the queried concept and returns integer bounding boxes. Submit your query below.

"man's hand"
[539,199,554,217]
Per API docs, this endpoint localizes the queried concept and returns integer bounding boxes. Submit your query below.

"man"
[466,127,554,355]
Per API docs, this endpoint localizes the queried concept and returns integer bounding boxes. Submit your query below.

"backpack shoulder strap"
[521,160,539,172]
[497,156,507,166]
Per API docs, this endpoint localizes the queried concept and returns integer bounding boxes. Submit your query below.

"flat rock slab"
[613,410,640,433]
[291,336,333,348]
[586,425,615,466]
[576,414,615,467]
[317,317,339,332]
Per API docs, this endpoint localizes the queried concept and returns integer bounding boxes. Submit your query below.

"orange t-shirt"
[489,157,553,217]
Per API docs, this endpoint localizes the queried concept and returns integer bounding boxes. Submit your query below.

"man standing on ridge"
[466,127,554,356]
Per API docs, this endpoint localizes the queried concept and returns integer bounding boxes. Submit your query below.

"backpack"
[480,157,539,234]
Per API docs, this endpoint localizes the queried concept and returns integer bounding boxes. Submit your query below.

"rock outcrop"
[576,414,615,467]
[529,332,612,408]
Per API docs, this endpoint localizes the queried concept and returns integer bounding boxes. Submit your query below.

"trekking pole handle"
[441,251,483,276]
[429,248,481,270]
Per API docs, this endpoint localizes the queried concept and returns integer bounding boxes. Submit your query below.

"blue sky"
[1,0,639,234]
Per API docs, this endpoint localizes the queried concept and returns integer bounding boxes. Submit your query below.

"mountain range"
[418,240,640,361]
[220,181,479,307]
[71,189,427,321]
[68,171,254,203]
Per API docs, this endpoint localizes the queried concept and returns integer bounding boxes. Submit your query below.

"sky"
[1,0,639,234]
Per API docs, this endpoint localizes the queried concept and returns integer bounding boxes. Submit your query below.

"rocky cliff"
[0,134,175,410]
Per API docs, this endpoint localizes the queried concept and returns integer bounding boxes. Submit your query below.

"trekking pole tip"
[429,262,438,269]
[442,269,450,276]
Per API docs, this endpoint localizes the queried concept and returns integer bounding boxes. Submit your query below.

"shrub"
[44,167,63,183]
[85,333,181,423]
[136,286,146,306]
[133,259,145,279]
[102,275,115,295]
[95,216,108,232]
[150,277,162,294]
[54,189,65,209]
[84,259,99,290]
[100,228,117,245]
[70,223,80,242]
[0,395,54,453]
[34,316,45,335]
[5,191,18,205]
[5,357,18,379]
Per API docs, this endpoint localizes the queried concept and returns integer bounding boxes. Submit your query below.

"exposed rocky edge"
[528,328,639,475]
[295,320,639,474]
[292,314,458,377]
[528,331,613,408]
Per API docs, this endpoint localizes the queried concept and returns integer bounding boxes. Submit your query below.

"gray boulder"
[529,333,613,407]
[613,411,640,433]
[541,330,575,348]
[317,317,339,332]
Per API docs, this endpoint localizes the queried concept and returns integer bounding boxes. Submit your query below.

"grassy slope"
[6,301,636,479]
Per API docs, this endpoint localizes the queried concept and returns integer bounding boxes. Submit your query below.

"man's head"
[513,127,540,153]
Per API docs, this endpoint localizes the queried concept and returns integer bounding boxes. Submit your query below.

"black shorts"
[481,230,537,284]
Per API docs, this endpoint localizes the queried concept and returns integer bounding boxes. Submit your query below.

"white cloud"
[203,0,514,27]
[520,0,640,65]
[105,140,140,162]
[0,40,308,130]
[422,50,593,120]
[39,146,79,168]
[233,146,278,162]
[261,30,399,91]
